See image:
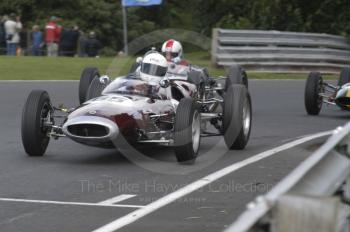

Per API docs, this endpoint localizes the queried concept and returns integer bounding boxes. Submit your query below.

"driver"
[139,52,168,97]
[161,39,189,66]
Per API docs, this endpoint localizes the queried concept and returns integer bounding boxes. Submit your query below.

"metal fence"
[211,29,350,74]
[224,123,350,232]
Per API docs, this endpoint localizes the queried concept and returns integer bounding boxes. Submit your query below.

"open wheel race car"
[21,55,252,163]
[304,66,350,115]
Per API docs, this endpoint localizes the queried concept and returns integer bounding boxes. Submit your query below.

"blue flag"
[122,0,162,7]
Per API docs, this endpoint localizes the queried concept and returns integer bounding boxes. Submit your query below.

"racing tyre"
[79,67,100,104]
[174,98,201,163]
[223,84,251,150]
[226,64,248,90]
[21,90,52,156]
[304,72,323,115]
[86,77,106,101]
[338,66,350,87]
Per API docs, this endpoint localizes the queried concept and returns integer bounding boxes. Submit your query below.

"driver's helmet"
[161,39,183,62]
[140,52,168,84]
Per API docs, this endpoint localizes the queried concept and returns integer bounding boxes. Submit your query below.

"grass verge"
[0,55,337,80]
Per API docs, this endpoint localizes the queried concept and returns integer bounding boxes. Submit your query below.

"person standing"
[45,16,61,56]
[31,25,43,56]
[85,31,102,57]
[4,13,22,56]
[19,27,28,56]
[0,15,8,54]
[59,25,79,57]
[78,30,88,57]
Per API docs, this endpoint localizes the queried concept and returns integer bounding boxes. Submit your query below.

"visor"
[141,63,167,77]
[163,52,179,58]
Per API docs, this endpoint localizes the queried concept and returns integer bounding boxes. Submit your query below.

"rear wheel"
[79,67,99,104]
[226,64,248,90]
[304,72,323,115]
[21,90,52,156]
[338,66,350,87]
[174,98,201,163]
[86,77,106,101]
[222,84,251,150]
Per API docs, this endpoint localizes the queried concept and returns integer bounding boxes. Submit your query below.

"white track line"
[98,195,136,205]
[0,197,143,208]
[93,130,332,232]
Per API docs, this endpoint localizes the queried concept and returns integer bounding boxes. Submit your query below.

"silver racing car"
[21,52,252,163]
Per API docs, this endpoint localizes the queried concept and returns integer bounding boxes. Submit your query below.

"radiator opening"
[67,124,109,137]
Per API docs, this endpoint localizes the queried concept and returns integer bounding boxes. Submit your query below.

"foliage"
[1,0,350,54]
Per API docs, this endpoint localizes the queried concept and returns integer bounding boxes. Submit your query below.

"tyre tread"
[21,90,50,156]
[174,98,199,162]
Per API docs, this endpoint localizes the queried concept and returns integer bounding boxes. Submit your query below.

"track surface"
[0,80,348,232]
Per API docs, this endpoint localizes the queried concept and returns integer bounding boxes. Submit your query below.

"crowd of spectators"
[0,14,102,57]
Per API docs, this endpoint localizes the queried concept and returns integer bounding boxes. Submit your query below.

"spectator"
[32,25,43,56]
[85,31,102,57]
[4,13,22,56]
[78,30,88,57]
[19,27,28,56]
[45,16,61,56]
[0,15,8,54]
[59,25,79,57]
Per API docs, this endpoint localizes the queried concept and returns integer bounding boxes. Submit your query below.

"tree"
[1,0,350,55]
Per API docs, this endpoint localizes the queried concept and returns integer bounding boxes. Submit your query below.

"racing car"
[304,66,350,115]
[21,52,252,163]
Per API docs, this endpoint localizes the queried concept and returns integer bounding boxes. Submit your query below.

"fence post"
[211,28,219,66]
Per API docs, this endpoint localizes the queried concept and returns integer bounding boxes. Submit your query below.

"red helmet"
[161,39,183,61]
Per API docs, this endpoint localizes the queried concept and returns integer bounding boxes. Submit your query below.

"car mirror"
[159,77,170,88]
[99,75,110,85]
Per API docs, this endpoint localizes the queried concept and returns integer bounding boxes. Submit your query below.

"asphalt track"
[0,80,349,232]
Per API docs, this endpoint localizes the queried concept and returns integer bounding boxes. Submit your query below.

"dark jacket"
[59,29,79,56]
[85,38,102,57]
[0,22,6,53]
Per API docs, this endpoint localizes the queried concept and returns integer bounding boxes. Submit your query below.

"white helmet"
[140,52,168,84]
[161,39,183,61]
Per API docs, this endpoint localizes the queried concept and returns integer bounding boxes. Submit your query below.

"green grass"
[0,56,123,80]
[0,54,338,80]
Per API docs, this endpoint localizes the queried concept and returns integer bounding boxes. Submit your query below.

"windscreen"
[102,77,164,99]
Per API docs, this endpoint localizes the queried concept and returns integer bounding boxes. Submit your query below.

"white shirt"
[4,20,22,43]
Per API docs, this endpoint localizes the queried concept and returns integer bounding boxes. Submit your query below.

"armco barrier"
[211,29,350,74]
[224,123,350,232]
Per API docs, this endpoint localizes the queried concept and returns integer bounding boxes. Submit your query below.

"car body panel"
[335,84,350,109]
[61,68,200,148]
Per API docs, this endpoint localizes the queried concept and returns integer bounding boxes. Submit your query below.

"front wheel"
[21,90,52,156]
[226,64,248,90]
[223,84,251,150]
[79,67,100,104]
[174,98,201,163]
[86,77,106,101]
[304,72,323,115]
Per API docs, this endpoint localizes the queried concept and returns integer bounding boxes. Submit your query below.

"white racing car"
[21,51,252,163]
